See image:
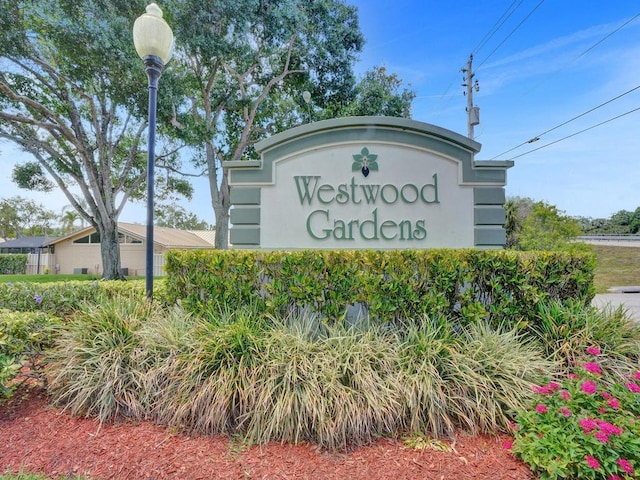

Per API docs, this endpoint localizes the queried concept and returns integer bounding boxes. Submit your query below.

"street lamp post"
[133,3,173,299]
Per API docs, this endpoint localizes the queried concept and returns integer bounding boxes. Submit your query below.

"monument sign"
[226,117,512,249]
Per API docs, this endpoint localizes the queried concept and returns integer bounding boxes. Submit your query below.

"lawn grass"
[592,244,640,293]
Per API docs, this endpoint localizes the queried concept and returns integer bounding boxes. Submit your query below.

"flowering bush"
[511,347,640,479]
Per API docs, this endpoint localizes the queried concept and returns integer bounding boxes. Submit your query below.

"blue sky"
[351,0,640,219]
[1,1,639,223]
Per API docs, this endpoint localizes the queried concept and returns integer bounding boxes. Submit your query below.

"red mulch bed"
[1,386,534,480]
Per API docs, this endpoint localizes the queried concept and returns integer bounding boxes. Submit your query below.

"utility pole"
[462,54,480,139]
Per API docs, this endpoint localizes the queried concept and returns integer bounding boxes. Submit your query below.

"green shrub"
[165,249,595,326]
[0,254,27,274]
[0,309,61,398]
[0,279,166,318]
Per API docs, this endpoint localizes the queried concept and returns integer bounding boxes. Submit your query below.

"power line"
[472,0,524,56]
[508,106,640,160]
[476,0,546,70]
[490,85,640,159]
[525,12,640,95]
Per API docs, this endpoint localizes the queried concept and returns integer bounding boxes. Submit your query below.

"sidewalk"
[592,288,640,322]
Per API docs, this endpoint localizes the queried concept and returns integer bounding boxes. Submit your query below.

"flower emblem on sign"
[352,147,378,177]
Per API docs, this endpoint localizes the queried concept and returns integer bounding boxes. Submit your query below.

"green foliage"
[582,207,640,235]
[0,255,27,275]
[11,162,55,192]
[0,197,57,239]
[244,314,401,449]
[0,473,90,480]
[165,249,596,325]
[0,279,165,317]
[397,319,552,437]
[506,197,589,252]
[529,301,640,375]
[324,65,415,119]
[0,309,61,398]
[155,202,212,230]
[48,299,552,450]
[47,295,160,421]
[511,349,640,480]
[0,1,190,277]
[145,306,267,435]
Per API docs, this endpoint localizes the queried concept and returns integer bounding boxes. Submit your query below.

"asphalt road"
[592,290,640,322]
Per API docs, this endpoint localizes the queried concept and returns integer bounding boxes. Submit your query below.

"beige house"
[44,222,215,276]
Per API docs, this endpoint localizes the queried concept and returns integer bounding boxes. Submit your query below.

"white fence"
[26,253,167,276]
[26,253,56,275]
[153,253,166,277]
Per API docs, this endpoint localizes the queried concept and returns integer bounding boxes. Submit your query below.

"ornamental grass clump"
[511,347,640,480]
[47,295,160,421]
[397,318,551,437]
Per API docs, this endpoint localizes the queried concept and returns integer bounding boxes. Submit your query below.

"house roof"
[0,236,56,249]
[46,223,215,249]
[119,223,214,249]
[189,229,217,246]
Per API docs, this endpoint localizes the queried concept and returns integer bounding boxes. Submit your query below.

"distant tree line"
[576,208,640,235]
[0,196,210,240]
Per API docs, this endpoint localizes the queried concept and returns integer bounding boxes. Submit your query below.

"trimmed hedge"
[0,279,167,317]
[0,254,27,274]
[165,249,596,324]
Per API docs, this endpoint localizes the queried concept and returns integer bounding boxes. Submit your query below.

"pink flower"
[568,373,580,380]
[583,362,602,375]
[586,346,601,355]
[508,421,520,431]
[608,475,623,480]
[585,455,600,470]
[582,380,597,394]
[535,404,548,414]
[633,371,640,380]
[626,382,640,393]
[532,384,552,395]
[548,381,561,391]
[596,420,622,436]
[594,431,609,443]
[558,406,572,417]
[608,398,620,409]
[502,440,513,450]
[560,390,571,401]
[617,458,634,475]
[579,418,597,433]
[601,392,612,400]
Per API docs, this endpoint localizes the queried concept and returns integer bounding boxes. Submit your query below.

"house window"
[118,233,142,244]
[73,232,101,244]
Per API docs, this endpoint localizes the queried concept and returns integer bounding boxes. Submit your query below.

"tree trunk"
[98,220,124,280]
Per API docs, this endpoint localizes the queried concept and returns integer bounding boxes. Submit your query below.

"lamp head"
[133,3,174,64]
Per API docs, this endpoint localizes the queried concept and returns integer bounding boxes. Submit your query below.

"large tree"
[323,65,416,119]
[164,0,366,248]
[0,196,57,240]
[0,0,187,278]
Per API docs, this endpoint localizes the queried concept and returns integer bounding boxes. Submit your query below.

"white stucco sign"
[227,117,513,249]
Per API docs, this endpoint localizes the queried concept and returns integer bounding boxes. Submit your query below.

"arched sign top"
[227,116,513,250]
[255,116,481,157]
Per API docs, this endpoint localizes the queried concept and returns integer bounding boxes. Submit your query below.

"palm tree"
[60,207,81,234]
